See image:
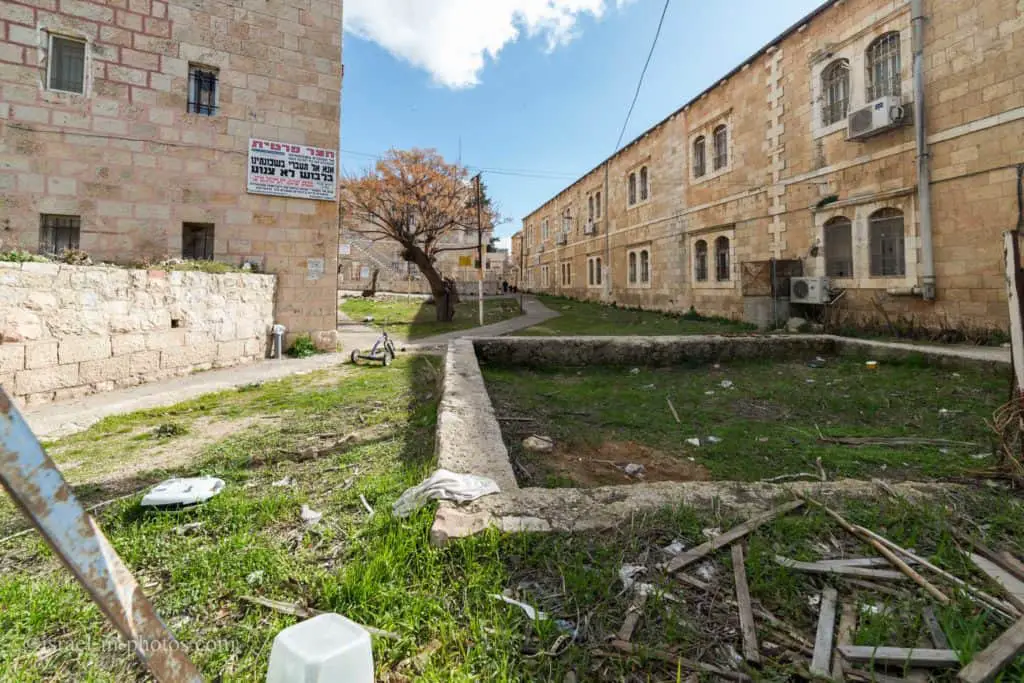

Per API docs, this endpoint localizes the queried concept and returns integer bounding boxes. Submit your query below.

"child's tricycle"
[350,329,397,366]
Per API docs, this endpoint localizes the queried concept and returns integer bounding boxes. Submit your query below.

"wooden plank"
[1003,230,1024,393]
[664,500,804,573]
[970,553,1024,612]
[615,591,648,643]
[831,602,857,682]
[958,617,1024,683]
[821,557,917,568]
[732,543,760,664]
[999,552,1024,584]
[923,607,950,649]
[606,640,752,682]
[811,587,838,677]
[838,646,960,668]
[774,556,907,581]
[842,578,907,598]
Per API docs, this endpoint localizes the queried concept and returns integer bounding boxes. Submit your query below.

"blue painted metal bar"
[0,388,203,682]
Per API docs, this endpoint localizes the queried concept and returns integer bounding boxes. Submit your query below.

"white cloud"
[344,0,632,89]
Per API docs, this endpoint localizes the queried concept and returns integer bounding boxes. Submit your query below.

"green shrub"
[286,334,319,359]
[0,250,46,263]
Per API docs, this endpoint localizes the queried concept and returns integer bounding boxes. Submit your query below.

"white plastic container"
[265,613,373,683]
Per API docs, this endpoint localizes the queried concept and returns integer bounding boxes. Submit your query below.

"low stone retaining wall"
[0,262,276,404]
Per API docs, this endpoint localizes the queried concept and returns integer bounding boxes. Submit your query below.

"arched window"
[693,137,706,178]
[713,125,728,170]
[628,251,637,283]
[588,195,594,221]
[588,258,595,286]
[628,173,637,206]
[640,250,650,283]
[715,236,730,281]
[867,32,901,100]
[824,216,853,277]
[595,257,602,285]
[694,240,708,282]
[639,166,649,201]
[822,59,850,125]
[869,208,905,276]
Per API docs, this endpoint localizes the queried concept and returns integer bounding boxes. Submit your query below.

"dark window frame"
[822,59,850,126]
[639,249,650,284]
[866,32,901,100]
[48,34,86,94]
[627,172,637,206]
[693,137,706,178]
[187,64,219,116]
[628,251,637,283]
[694,239,708,282]
[39,214,81,255]
[182,222,215,261]
[869,208,906,277]
[715,236,731,282]
[713,125,728,171]
[639,166,649,201]
[824,216,854,278]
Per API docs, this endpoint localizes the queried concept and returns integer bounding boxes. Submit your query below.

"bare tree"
[341,148,495,321]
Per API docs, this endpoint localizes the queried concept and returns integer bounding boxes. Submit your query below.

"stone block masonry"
[0,262,275,404]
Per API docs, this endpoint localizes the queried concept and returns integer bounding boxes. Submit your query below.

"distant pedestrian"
[502,280,509,293]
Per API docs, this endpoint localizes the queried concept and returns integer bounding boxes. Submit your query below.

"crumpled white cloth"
[392,469,500,518]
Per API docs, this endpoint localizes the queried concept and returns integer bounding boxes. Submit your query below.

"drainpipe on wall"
[912,0,936,300]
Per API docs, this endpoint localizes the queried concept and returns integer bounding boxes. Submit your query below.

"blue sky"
[341,0,825,245]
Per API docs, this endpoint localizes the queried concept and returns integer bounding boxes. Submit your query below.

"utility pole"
[519,227,525,313]
[474,173,484,326]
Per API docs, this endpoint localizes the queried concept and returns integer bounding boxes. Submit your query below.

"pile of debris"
[559,496,1024,682]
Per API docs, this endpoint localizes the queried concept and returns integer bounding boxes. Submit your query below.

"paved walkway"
[23,296,557,439]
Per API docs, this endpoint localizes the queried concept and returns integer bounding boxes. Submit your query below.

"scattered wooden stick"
[240,595,400,639]
[837,645,960,668]
[998,552,1024,584]
[815,457,828,482]
[810,587,838,678]
[673,573,711,592]
[923,607,950,650]
[761,472,819,483]
[802,497,951,605]
[842,578,907,598]
[497,416,536,422]
[872,479,901,498]
[664,500,805,574]
[359,494,375,517]
[957,617,1024,683]
[856,524,1020,619]
[666,397,681,424]
[832,602,857,682]
[952,529,1024,585]
[827,557,917,568]
[817,436,979,448]
[732,544,760,664]
[774,556,907,581]
[970,553,1024,612]
[615,591,648,643]
[605,640,752,682]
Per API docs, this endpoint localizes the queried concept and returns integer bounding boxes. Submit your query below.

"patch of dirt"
[526,440,711,488]
[731,398,789,421]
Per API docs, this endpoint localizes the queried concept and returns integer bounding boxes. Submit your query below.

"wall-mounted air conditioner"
[583,221,596,235]
[555,233,568,245]
[790,277,830,305]
[847,96,905,140]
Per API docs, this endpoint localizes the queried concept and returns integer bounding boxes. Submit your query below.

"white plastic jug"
[265,613,374,683]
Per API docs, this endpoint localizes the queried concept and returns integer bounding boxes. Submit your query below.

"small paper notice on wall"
[307,258,325,281]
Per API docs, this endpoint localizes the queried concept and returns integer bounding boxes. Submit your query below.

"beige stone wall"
[0,262,274,404]
[522,0,1024,328]
[0,0,342,341]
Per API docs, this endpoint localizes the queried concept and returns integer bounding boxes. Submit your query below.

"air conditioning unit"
[555,233,568,245]
[790,277,830,305]
[847,96,905,140]
[537,244,545,253]
[583,221,596,235]
[532,254,541,266]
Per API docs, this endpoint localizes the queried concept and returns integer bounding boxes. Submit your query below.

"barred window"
[183,222,215,260]
[48,35,85,94]
[822,59,850,126]
[869,208,905,276]
[694,240,708,282]
[715,236,730,281]
[188,64,219,116]
[825,216,854,277]
[639,249,650,284]
[39,214,80,255]
[628,172,637,206]
[867,32,901,100]
[595,191,602,218]
[628,251,637,284]
[713,125,728,171]
[693,136,706,178]
[639,166,649,201]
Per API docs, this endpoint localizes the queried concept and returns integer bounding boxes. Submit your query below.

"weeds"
[523,295,756,336]
[286,334,319,359]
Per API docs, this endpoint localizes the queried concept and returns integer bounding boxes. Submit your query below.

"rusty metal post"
[0,388,203,682]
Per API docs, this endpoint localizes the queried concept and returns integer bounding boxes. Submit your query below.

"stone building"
[0,0,344,344]
[521,0,1024,330]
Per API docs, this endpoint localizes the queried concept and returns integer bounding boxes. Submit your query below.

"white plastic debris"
[630,368,641,375]
[272,476,295,488]
[300,504,323,525]
[705,390,716,396]
[686,438,702,447]
[619,564,648,591]
[663,540,687,556]
[971,453,991,460]
[392,469,501,518]
[807,594,821,608]
[363,316,375,323]
[523,435,555,453]
[266,613,373,683]
[694,561,717,581]
[720,380,734,389]
[702,527,721,539]
[706,436,722,444]
[623,463,646,477]
[492,594,548,621]
[642,384,656,390]
[141,477,225,508]
[246,570,265,586]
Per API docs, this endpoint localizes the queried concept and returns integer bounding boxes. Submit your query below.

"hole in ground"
[519,439,711,488]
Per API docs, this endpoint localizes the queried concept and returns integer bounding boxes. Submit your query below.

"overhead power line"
[340,148,580,180]
[613,0,671,153]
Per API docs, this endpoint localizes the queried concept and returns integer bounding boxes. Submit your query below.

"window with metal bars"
[821,59,850,126]
[628,251,637,284]
[188,65,219,116]
[866,32,901,100]
[825,216,854,277]
[715,236,730,281]
[694,240,708,282]
[639,249,650,284]
[869,208,905,276]
[39,214,81,255]
[48,35,85,94]
[639,166,649,201]
[693,137,706,178]
[182,223,215,260]
[713,125,728,171]
[627,172,637,206]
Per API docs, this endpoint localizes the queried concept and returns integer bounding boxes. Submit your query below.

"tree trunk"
[406,245,456,322]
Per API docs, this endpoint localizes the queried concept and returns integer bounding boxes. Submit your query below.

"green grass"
[482,354,1005,485]
[522,295,757,336]
[3,355,1023,681]
[340,297,524,341]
